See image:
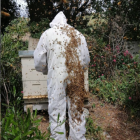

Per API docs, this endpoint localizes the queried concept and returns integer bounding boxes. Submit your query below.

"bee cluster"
[57,24,89,122]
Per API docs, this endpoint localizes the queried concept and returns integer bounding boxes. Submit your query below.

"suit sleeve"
[81,36,90,71]
[33,33,48,75]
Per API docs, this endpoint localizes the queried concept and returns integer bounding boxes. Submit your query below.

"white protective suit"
[34,11,90,140]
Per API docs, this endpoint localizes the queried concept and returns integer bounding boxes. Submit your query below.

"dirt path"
[37,94,140,140]
[89,95,140,140]
[37,112,49,134]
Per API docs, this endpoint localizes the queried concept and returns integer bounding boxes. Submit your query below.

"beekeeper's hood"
[49,11,67,28]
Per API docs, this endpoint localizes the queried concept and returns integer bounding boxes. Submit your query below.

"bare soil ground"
[37,112,49,134]
[37,93,140,140]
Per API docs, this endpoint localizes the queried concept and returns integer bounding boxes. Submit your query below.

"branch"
[78,0,90,12]
[3,81,9,106]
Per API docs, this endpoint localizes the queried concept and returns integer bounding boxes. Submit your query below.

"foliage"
[1,18,29,107]
[26,0,140,41]
[26,0,92,26]
[29,18,50,38]
[86,0,140,120]
[89,55,140,117]
[84,3,137,80]
[26,0,55,23]
[107,0,140,41]
[85,13,108,37]
[85,117,105,140]
[92,0,140,41]
[26,0,93,38]
[1,0,20,34]
[87,36,130,79]
[1,106,49,140]
[85,14,136,79]
[1,105,65,140]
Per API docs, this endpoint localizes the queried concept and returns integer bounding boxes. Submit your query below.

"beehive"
[19,37,89,112]
[19,50,48,112]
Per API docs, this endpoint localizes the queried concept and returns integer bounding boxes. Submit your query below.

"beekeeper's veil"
[49,11,67,28]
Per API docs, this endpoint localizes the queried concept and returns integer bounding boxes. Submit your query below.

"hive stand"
[19,37,89,114]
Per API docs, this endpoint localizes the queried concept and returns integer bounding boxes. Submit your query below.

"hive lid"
[18,50,34,57]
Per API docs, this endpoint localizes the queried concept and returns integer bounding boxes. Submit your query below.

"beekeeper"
[34,11,90,140]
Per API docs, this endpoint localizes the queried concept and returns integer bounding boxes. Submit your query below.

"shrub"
[85,13,135,80]
[85,117,105,140]
[89,55,140,117]
[1,18,29,108]
[1,106,49,140]
[29,18,50,38]
[87,36,135,80]
[1,104,66,140]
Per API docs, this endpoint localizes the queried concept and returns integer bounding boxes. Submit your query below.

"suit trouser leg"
[48,82,67,140]
[67,96,86,140]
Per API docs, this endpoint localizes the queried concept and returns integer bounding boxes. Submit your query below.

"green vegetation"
[1,18,29,108]
[85,117,105,140]
[1,105,65,140]
[1,107,48,140]
[89,54,140,117]
[29,18,50,38]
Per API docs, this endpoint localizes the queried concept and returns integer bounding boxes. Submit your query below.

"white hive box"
[19,50,48,112]
[19,37,89,112]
